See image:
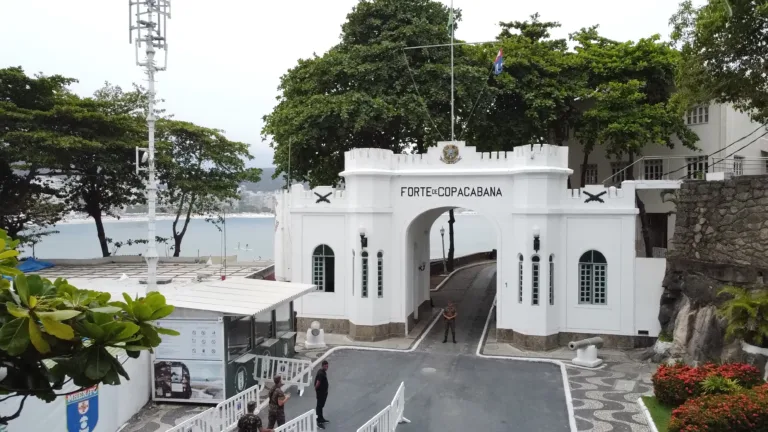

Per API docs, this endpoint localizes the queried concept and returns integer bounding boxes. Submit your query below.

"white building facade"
[274,142,665,349]
[567,103,768,254]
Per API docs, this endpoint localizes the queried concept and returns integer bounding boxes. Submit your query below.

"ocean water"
[24,213,496,261]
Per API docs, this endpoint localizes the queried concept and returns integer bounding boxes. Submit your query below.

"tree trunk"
[447,209,456,272]
[92,212,110,257]
[172,195,195,257]
[626,154,653,258]
[580,149,592,188]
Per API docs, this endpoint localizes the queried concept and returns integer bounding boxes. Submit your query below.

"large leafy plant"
[717,285,768,348]
[0,229,179,424]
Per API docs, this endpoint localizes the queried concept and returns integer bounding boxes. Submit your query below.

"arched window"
[361,251,369,298]
[531,255,540,306]
[312,245,335,292]
[377,251,384,298]
[579,250,607,305]
[549,254,555,306]
[518,254,524,303]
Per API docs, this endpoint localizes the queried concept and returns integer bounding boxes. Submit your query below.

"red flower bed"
[652,362,762,406]
[668,383,768,432]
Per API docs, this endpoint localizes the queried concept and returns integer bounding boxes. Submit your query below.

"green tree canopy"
[0,229,177,425]
[262,0,494,186]
[0,67,75,241]
[671,0,768,123]
[156,120,262,256]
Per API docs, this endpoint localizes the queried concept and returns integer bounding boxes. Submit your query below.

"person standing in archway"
[443,301,457,343]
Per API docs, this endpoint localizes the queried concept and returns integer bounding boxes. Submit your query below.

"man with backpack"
[237,400,272,432]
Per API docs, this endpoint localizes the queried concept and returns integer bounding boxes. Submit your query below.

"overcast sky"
[1,0,701,168]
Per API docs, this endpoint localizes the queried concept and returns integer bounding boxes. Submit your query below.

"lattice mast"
[129,0,171,292]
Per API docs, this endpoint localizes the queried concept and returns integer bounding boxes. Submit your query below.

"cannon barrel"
[568,337,604,351]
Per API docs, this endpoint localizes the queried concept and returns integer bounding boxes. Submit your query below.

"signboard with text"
[399,186,502,198]
[154,320,225,361]
[66,385,98,432]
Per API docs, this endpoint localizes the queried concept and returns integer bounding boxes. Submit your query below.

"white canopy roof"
[63,277,316,317]
[162,278,316,316]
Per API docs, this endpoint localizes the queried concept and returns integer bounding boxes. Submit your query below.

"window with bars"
[361,251,369,298]
[611,162,628,183]
[686,106,709,125]
[733,156,744,176]
[377,251,383,298]
[549,255,554,306]
[583,164,598,185]
[518,254,523,303]
[578,250,607,305]
[312,245,335,292]
[531,255,540,306]
[686,156,708,179]
[644,159,663,180]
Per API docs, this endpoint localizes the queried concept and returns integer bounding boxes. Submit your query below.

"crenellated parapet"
[341,141,570,175]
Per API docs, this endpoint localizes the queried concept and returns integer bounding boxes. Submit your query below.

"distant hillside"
[242,167,290,192]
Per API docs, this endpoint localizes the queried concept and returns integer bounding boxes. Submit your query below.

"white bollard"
[305,321,326,349]
[572,345,603,368]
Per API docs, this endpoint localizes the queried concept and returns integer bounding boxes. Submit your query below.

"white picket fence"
[356,382,409,432]
[255,355,313,396]
[166,355,312,432]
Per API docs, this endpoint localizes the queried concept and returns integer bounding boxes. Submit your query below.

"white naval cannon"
[568,337,604,368]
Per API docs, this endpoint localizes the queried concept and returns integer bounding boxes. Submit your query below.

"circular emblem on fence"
[440,144,461,164]
[235,366,247,393]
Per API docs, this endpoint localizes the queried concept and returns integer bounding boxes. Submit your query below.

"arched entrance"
[402,206,500,334]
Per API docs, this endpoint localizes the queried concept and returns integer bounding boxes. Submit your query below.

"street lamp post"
[129,0,171,292]
[440,226,447,275]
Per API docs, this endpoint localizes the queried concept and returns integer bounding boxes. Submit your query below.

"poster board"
[152,319,226,404]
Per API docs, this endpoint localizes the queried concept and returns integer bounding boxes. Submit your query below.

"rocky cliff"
[652,176,768,373]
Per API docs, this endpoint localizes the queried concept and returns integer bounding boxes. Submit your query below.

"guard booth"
[153,278,316,404]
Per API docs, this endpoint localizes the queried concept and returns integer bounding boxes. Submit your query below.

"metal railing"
[356,381,409,432]
[164,408,217,432]
[601,155,768,186]
[216,384,265,430]
[255,356,313,396]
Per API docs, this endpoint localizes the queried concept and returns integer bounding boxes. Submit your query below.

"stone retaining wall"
[657,176,768,366]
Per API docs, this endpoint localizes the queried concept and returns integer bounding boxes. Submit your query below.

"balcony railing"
[601,155,768,186]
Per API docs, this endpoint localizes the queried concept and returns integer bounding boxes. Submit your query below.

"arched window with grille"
[531,255,540,305]
[361,251,369,298]
[377,251,383,298]
[312,245,335,292]
[549,254,555,306]
[578,250,607,305]
[518,254,524,303]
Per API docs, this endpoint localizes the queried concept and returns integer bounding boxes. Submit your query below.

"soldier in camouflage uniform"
[238,400,272,432]
[267,375,290,428]
[442,301,457,343]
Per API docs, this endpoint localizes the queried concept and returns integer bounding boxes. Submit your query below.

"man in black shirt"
[315,360,330,428]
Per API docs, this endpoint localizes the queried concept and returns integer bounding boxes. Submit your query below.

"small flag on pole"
[493,49,504,75]
[447,9,454,36]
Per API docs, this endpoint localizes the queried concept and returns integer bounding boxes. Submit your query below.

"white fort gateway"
[274,141,664,349]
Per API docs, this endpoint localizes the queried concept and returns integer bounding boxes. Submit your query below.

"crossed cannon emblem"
[583,191,606,204]
[314,192,332,204]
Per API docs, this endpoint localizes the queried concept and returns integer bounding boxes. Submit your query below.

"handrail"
[600,155,768,185]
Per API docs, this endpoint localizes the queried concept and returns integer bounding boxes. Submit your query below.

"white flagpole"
[450,0,455,141]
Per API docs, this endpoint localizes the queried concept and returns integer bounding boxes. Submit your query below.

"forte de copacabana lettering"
[400,186,502,198]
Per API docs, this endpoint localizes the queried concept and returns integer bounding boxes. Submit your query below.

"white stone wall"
[276,141,662,339]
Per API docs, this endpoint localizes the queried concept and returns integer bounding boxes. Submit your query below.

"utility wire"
[661,123,768,179]
[458,64,495,141]
[401,50,446,141]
